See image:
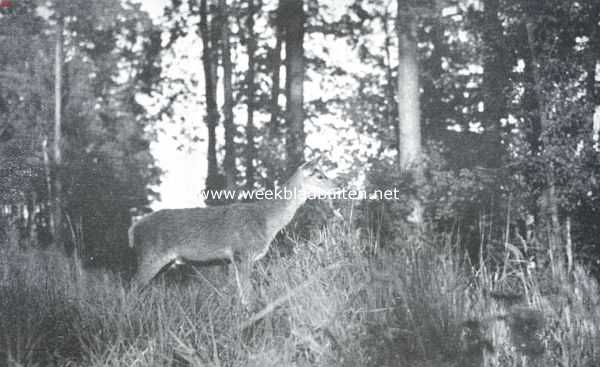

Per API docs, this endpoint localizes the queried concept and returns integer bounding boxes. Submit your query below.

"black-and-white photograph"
[1,0,599,365]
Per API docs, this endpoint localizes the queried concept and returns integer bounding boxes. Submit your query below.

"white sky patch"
[593,106,600,141]
[134,0,207,209]
[150,34,206,209]
[514,59,525,73]
[136,0,167,18]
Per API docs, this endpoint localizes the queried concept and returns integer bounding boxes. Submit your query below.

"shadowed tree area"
[0,0,160,270]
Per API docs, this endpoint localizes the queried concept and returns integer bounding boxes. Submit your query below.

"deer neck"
[265,178,306,238]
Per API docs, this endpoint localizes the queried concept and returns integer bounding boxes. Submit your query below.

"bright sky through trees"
[137,0,362,209]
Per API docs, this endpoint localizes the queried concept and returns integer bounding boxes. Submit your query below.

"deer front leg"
[136,255,170,286]
[230,252,254,306]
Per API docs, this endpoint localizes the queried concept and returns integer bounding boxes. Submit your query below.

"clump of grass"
[1,218,599,366]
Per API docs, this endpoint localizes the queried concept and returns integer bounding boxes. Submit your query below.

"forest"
[1,0,600,366]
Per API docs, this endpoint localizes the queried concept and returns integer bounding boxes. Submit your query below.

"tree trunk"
[200,0,222,203]
[420,19,446,144]
[244,0,257,191]
[53,14,64,248]
[42,133,54,240]
[220,0,236,191]
[281,0,305,174]
[396,0,422,224]
[265,10,282,190]
[524,11,561,256]
[397,2,421,170]
[585,1,600,141]
[481,0,508,169]
[585,1,600,108]
[382,6,397,152]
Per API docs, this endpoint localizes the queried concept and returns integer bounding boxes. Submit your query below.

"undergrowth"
[1,218,599,366]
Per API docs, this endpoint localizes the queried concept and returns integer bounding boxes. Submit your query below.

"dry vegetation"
[1,217,599,367]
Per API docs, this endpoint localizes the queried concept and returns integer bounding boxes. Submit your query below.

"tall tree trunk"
[53,13,64,248]
[244,0,257,191]
[481,0,508,169]
[42,137,53,220]
[281,0,305,174]
[382,6,397,152]
[585,1,600,108]
[220,0,236,191]
[209,0,221,101]
[585,1,600,141]
[397,0,422,224]
[200,0,222,203]
[266,9,283,190]
[524,9,561,257]
[421,20,445,143]
[396,1,421,170]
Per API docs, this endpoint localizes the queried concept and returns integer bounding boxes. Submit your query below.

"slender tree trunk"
[586,1,600,141]
[266,9,283,190]
[200,0,222,203]
[245,0,257,191]
[209,1,221,101]
[281,0,305,174]
[382,6,397,152]
[269,27,282,131]
[397,0,422,224]
[26,191,35,246]
[481,0,508,169]
[53,14,64,248]
[42,136,54,238]
[585,1,600,108]
[220,0,236,191]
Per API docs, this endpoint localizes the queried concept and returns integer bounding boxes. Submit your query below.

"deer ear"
[298,157,321,176]
[302,156,320,170]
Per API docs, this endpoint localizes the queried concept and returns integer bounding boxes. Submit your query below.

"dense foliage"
[0,0,161,269]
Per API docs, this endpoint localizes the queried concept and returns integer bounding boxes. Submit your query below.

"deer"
[128,157,337,304]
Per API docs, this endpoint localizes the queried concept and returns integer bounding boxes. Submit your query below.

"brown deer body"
[128,159,336,304]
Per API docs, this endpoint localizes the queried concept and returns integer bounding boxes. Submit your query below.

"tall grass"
[1,219,599,366]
